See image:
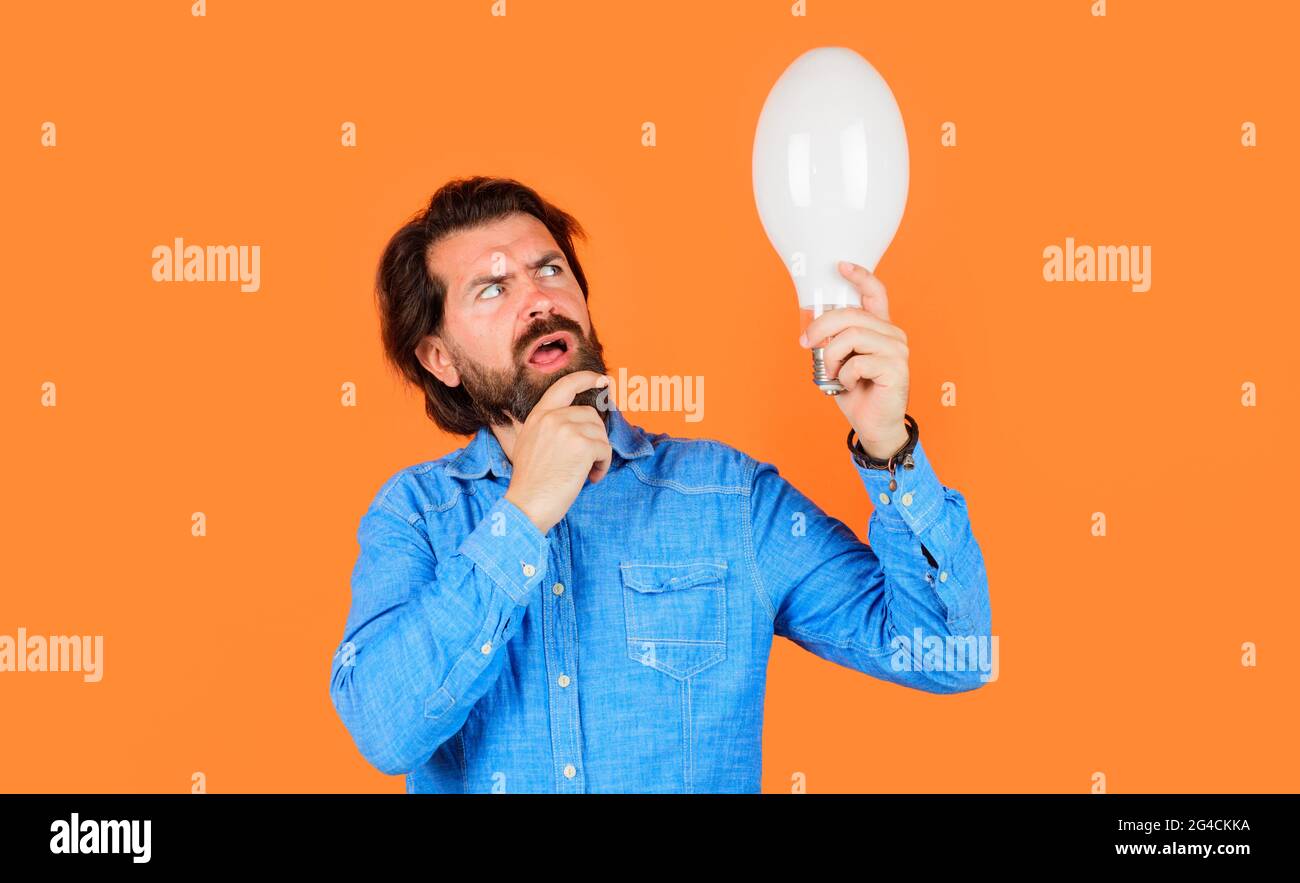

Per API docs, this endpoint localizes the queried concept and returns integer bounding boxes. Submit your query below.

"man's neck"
[490,420,523,465]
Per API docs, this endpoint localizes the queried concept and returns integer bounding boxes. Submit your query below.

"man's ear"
[416,335,461,387]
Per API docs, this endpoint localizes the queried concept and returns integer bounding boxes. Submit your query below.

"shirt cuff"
[852,436,946,537]
[457,494,550,605]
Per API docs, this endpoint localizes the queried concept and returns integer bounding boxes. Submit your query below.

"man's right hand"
[503,371,613,535]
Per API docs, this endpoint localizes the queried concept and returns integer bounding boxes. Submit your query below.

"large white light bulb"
[752,46,910,394]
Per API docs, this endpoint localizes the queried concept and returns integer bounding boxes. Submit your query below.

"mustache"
[514,314,587,360]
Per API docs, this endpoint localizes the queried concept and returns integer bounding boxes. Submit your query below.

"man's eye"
[479,264,559,300]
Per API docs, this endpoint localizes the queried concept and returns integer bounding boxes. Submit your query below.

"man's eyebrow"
[463,250,566,295]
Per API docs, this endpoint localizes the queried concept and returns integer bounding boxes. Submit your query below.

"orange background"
[3,0,1297,793]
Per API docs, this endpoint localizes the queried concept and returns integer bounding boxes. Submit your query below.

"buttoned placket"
[473,418,650,793]
[485,455,586,792]
[544,514,585,792]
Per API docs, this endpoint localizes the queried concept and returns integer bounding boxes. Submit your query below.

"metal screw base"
[811,347,845,395]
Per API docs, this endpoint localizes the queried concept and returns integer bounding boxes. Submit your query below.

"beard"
[447,312,610,430]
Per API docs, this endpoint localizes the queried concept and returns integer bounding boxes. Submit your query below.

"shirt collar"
[444,402,654,480]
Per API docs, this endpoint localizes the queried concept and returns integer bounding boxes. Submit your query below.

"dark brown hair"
[375,176,590,435]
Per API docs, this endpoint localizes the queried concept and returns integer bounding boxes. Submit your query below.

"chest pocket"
[621,559,727,680]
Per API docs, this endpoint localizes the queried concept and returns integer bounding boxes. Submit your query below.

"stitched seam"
[620,562,726,592]
[573,661,584,791]
[376,471,477,524]
[908,494,942,535]
[458,729,469,793]
[433,615,498,712]
[561,519,582,792]
[941,535,977,632]
[620,562,728,569]
[683,678,693,794]
[785,623,894,658]
[627,461,746,494]
[870,513,912,535]
[464,539,518,603]
[932,515,965,625]
[545,569,564,793]
[423,686,454,720]
[424,485,470,514]
[620,561,727,679]
[742,458,778,625]
[375,471,411,512]
[374,480,422,528]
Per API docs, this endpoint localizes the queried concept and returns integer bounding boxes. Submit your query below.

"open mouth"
[524,330,576,373]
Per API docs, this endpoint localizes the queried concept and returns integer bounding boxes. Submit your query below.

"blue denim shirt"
[329,404,992,793]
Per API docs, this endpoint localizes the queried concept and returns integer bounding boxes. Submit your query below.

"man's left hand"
[800,261,910,459]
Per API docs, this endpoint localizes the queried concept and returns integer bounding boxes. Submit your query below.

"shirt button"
[552,582,565,595]
[563,763,576,779]
[521,562,536,577]
[901,492,913,506]
[939,571,948,583]
[480,641,492,654]
[877,492,890,505]
[558,674,570,687]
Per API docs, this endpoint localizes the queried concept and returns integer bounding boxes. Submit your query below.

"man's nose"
[521,284,554,320]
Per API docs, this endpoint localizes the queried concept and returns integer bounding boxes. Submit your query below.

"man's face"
[418,212,609,427]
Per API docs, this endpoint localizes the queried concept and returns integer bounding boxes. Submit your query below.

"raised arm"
[744,437,993,693]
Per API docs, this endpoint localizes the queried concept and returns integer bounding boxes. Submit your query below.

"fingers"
[573,421,612,483]
[817,326,908,381]
[555,403,609,432]
[837,352,894,389]
[837,260,891,322]
[803,306,905,352]
[533,370,610,416]
[801,262,895,347]
[567,411,611,440]
[536,404,611,482]
[535,404,606,441]
[587,442,613,484]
